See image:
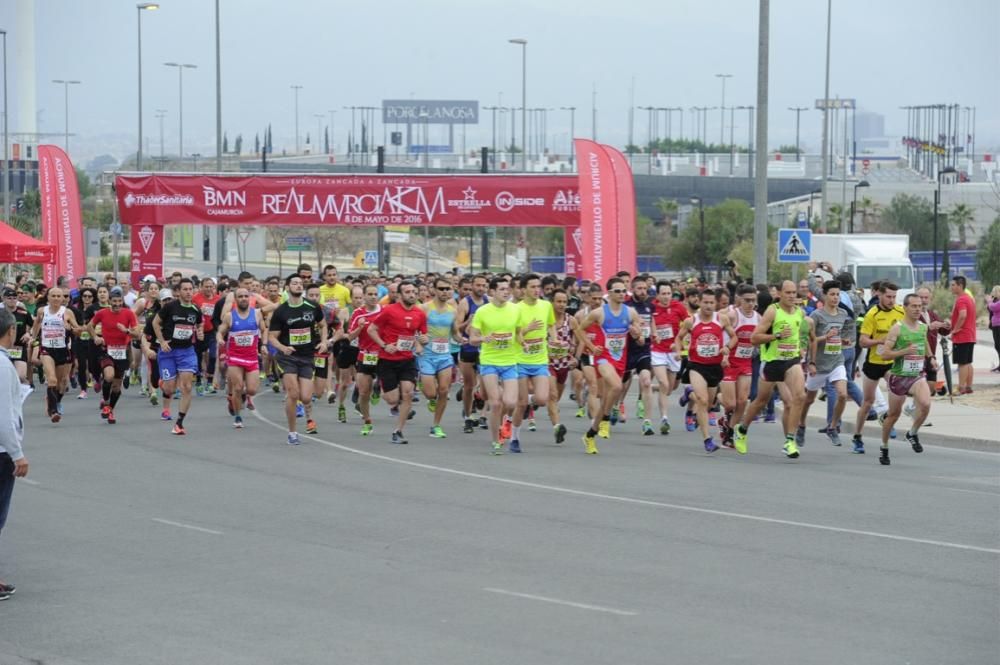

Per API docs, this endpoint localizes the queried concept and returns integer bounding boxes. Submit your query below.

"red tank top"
[729,308,759,368]
[688,313,725,365]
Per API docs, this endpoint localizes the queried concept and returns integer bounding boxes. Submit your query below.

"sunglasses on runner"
[610,288,626,294]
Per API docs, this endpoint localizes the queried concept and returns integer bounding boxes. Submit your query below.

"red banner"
[130,224,164,286]
[574,139,617,286]
[606,146,637,275]
[115,174,581,228]
[39,145,86,286]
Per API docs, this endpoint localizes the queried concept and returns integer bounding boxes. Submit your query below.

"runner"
[305,283,335,427]
[268,276,326,444]
[510,273,555,453]
[650,281,688,435]
[799,280,852,447]
[547,288,583,444]
[577,277,645,454]
[718,285,759,446]
[456,274,488,433]
[468,277,521,455]
[31,287,80,423]
[216,287,265,429]
[366,280,426,445]
[88,287,140,424]
[192,277,220,396]
[876,294,934,466]
[346,284,382,436]
[418,277,461,439]
[674,290,737,452]
[851,282,905,454]
[152,278,203,435]
[622,274,656,435]
[0,288,32,383]
[575,283,605,426]
[732,280,808,458]
[140,288,170,411]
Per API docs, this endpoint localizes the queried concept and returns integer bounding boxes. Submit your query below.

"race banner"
[574,139,617,285]
[605,146,638,276]
[130,224,164,287]
[39,145,86,286]
[115,174,581,228]
[564,226,582,278]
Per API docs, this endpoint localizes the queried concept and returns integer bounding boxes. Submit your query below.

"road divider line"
[20,478,40,486]
[484,587,638,616]
[152,518,224,535]
[251,409,1000,556]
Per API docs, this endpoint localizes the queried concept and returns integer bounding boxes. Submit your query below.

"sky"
[2,0,998,164]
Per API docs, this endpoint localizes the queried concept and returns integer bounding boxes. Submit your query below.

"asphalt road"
[1,383,998,665]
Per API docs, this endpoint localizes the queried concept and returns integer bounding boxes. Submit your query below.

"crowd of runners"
[1,261,962,466]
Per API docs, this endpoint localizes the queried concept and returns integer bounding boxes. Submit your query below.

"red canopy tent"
[0,220,57,264]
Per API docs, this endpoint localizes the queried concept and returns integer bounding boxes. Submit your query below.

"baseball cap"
[143,274,157,283]
[2,287,16,297]
[110,287,124,298]
[159,288,174,300]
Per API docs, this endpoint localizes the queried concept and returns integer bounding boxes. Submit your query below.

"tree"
[75,167,95,199]
[324,127,330,155]
[947,203,974,248]
[653,197,679,231]
[976,216,1000,289]
[857,196,883,232]
[234,134,243,155]
[267,226,294,277]
[222,132,229,154]
[665,199,754,274]
[266,124,273,153]
[827,204,844,233]
[777,144,802,155]
[254,133,260,155]
[880,193,937,250]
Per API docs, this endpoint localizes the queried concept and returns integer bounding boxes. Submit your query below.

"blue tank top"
[231,306,258,335]
[425,305,457,356]
[460,295,485,354]
[601,302,631,361]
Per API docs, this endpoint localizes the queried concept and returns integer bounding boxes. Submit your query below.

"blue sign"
[363,250,379,267]
[777,228,811,263]
[109,221,123,237]
[796,211,808,229]
[408,144,452,154]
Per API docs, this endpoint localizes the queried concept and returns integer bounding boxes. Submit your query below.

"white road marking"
[20,478,40,486]
[942,487,1000,498]
[151,518,223,535]
[484,587,638,616]
[251,410,1000,555]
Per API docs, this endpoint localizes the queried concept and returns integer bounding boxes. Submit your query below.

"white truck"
[808,234,916,302]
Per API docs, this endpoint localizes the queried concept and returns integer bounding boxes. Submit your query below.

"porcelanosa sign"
[382,100,479,124]
[114,174,580,227]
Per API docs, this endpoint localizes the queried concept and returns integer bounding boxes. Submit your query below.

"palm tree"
[947,203,975,248]
[828,204,844,232]
[654,197,679,235]
[858,196,883,232]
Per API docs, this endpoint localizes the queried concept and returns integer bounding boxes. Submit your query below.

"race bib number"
[231,331,256,347]
[639,315,652,339]
[524,338,544,356]
[396,336,415,351]
[172,324,194,341]
[42,329,66,349]
[430,338,450,354]
[777,341,798,359]
[289,327,311,346]
[549,344,568,358]
[201,304,214,317]
[7,347,22,360]
[656,324,674,340]
[902,354,924,375]
[78,331,92,341]
[492,332,512,350]
[314,356,327,369]
[697,342,720,358]
[735,343,753,359]
[362,352,379,365]
[108,346,128,361]
[606,333,627,356]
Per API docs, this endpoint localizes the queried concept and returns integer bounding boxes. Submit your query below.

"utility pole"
[715,73,732,145]
[291,85,303,154]
[752,0,770,286]
[788,106,807,162]
[819,0,832,232]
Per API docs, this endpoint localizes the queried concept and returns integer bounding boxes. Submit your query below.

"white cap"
[143,274,157,283]
[158,288,174,300]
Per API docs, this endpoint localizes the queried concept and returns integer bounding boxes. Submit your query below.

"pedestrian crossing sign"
[363,250,379,267]
[777,228,811,263]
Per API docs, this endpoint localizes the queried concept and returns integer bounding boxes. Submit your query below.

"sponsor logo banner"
[115,175,580,228]
[38,145,85,287]
[574,139,617,286]
[130,224,164,287]
[382,99,479,124]
[605,146,637,276]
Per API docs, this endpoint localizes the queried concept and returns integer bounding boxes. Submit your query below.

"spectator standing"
[0,308,30,601]
[948,276,978,393]
[988,286,1000,372]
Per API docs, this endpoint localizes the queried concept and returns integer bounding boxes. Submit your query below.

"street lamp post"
[1,29,7,224]
[933,166,957,282]
[51,79,81,154]
[155,109,167,161]
[639,105,654,174]
[691,196,705,279]
[291,85,303,154]
[560,106,576,167]
[163,62,196,158]
[850,179,870,234]
[788,106,807,162]
[715,74,732,145]
[328,110,337,155]
[136,3,159,170]
[509,38,527,170]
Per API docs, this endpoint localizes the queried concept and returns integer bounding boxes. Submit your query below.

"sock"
[737,424,747,435]
[853,433,862,441]
[177,412,186,427]
[587,428,598,438]
[56,390,65,404]
[47,387,57,413]
[602,415,611,422]
[102,381,112,402]
[512,425,521,439]
[110,390,121,408]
